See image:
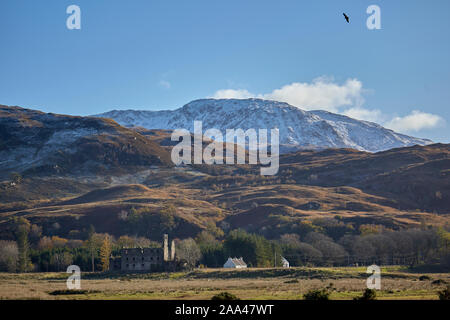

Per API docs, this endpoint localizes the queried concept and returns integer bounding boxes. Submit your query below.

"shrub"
[419,275,431,281]
[354,288,377,300]
[48,289,89,295]
[303,288,330,300]
[211,292,240,300]
[284,279,299,284]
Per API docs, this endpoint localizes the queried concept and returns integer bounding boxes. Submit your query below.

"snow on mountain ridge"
[94,98,432,152]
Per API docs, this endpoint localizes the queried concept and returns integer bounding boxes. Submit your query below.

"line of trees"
[0,217,162,272]
[279,228,450,267]
[0,216,449,272]
[194,226,450,269]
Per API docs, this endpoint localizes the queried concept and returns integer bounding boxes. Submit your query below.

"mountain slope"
[0,105,172,179]
[95,98,432,152]
[191,143,450,214]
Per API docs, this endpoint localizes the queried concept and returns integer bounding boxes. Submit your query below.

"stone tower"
[163,234,169,261]
[170,239,176,260]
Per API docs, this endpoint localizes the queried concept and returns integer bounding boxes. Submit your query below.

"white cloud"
[342,107,384,123]
[385,110,444,133]
[261,78,364,112]
[210,78,445,135]
[340,108,444,133]
[211,77,364,112]
[158,80,171,89]
[212,89,253,99]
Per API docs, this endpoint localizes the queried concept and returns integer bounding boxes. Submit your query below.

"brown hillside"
[0,105,173,179]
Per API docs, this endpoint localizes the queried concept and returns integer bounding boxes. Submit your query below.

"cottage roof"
[230,257,247,266]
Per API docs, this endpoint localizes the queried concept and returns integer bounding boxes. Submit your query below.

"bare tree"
[50,252,73,271]
[176,238,202,268]
[280,234,301,247]
[0,241,19,272]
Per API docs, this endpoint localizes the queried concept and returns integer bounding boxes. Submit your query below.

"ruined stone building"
[109,234,176,272]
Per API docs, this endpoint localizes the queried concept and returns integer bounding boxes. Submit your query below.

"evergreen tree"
[14,219,31,272]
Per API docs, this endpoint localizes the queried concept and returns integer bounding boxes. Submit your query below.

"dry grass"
[0,267,448,300]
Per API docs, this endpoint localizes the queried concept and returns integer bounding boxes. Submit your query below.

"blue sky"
[0,0,449,142]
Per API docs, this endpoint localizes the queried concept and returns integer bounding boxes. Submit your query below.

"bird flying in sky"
[343,13,349,23]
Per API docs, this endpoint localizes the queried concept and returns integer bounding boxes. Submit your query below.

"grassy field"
[0,267,448,300]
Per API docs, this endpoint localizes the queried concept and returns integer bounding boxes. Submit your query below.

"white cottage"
[281,257,290,268]
[223,257,247,269]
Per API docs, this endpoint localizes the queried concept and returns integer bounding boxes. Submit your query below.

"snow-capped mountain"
[95,99,432,152]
